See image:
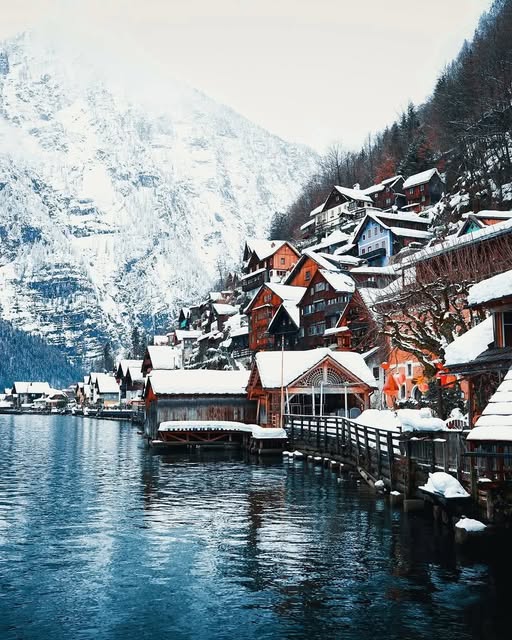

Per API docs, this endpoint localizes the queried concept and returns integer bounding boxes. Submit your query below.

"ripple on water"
[0,414,510,640]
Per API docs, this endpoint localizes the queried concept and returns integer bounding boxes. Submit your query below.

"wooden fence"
[284,414,471,496]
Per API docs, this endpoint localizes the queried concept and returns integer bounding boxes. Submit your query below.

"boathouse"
[247,348,377,427]
[144,369,256,439]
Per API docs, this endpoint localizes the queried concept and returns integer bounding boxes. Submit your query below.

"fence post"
[324,417,328,451]
[289,417,294,447]
[336,419,340,455]
[375,431,382,479]
[430,435,436,472]
[387,432,395,492]
[300,416,304,441]
[363,425,371,474]
[443,440,449,473]
[355,425,361,466]
[316,418,320,450]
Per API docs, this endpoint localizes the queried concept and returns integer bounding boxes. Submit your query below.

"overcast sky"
[0,0,493,152]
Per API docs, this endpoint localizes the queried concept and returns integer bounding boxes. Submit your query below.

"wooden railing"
[284,414,404,491]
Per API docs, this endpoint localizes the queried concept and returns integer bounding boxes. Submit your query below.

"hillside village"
[4,166,512,443]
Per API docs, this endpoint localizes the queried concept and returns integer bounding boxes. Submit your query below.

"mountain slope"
[0,32,317,365]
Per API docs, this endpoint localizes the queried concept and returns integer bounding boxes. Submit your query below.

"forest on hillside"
[271,0,512,239]
[0,318,83,390]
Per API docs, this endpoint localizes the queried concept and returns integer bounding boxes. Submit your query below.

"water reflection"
[0,414,510,639]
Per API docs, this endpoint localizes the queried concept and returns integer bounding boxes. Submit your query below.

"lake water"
[0,414,509,639]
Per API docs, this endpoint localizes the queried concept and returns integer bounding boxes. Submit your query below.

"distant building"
[241,239,300,292]
[362,175,406,210]
[309,186,374,237]
[402,168,444,212]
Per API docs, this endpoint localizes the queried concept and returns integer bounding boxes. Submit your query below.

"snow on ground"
[419,472,470,498]
[355,408,447,432]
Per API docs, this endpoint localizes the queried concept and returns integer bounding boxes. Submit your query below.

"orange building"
[241,240,300,292]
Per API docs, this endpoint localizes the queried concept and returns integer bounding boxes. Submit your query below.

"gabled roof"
[212,303,238,317]
[146,345,181,369]
[362,175,403,196]
[127,366,145,384]
[351,211,432,245]
[244,239,299,262]
[267,300,301,332]
[117,359,143,378]
[147,369,250,396]
[333,185,373,203]
[403,168,442,189]
[95,374,120,394]
[318,269,356,293]
[244,283,306,313]
[13,381,51,395]
[253,348,377,389]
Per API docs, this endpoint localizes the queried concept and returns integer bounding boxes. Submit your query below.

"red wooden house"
[298,269,355,350]
[245,283,306,352]
[402,168,444,212]
[363,175,406,210]
[241,240,300,292]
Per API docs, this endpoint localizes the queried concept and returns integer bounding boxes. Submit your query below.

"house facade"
[402,168,445,211]
[241,240,300,292]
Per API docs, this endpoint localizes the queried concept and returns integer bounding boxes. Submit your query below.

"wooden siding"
[247,286,285,351]
[145,396,257,439]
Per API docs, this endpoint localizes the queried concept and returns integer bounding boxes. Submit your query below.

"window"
[406,362,413,378]
[386,198,391,205]
[421,195,426,202]
[409,188,414,195]
[303,304,314,315]
[420,184,425,192]
[315,282,326,292]
[372,366,380,379]
[305,270,311,281]
[361,248,365,255]
[399,384,407,400]
[362,234,366,240]
[263,294,271,303]
[280,257,285,265]
[315,299,325,312]
[503,312,512,346]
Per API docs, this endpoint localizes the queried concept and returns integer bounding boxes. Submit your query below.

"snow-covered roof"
[334,185,373,203]
[245,239,294,261]
[157,420,287,439]
[444,317,494,367]
[300,219,316,230]
[323,326,349,336]
[265,283,306,303]
[148,369,250,395]
[349,265,397,275]
[174,329,202,342]
[307,229,350,252]
[254,348,377,389]
[398,218,512,268]
[230,325,249,338]
[388,227,432,240]
[474,210,512,220]
[403,168,441,189]
[212,303,238,316]
[319,269,356,293]
[96,374,120,394]
[153,335,169,346]
[127,366,145,383]
[467,269,512,307]
[13,381,51,395]
[372,211,431,225]
[310,201,327,217]
[240,267,267,281]
[147,345,181,369]
[468,368,512,440]
[317,252,361,266]
[118,359,143,377]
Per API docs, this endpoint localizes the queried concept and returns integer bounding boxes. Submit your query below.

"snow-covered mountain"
[0,33,317,364]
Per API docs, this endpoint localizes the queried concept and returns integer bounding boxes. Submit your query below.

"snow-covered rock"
[455,517,486,532]
[0,33,317,364]
[419,472,470,498]
[397,408,447,432]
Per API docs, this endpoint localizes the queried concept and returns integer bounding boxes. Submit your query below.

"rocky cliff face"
[0,33,317,363]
